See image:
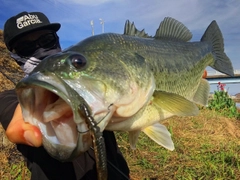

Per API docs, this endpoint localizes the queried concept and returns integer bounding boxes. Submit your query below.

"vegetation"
[1,108,240,180]
[207,82,240,119]
[116,109,240,179]
[0,30,240,179]
[0,139,30,180]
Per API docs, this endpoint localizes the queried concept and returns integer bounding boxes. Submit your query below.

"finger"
[6,104,42,147]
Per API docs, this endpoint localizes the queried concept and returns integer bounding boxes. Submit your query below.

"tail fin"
[201,21,234,76]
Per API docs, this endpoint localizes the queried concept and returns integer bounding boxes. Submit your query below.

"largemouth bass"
[16,17,233,164]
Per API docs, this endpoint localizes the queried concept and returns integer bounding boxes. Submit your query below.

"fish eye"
[69,54,87,69]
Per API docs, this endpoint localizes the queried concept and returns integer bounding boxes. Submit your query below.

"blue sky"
[0,0,239,94]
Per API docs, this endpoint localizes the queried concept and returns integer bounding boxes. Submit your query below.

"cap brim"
[9,23,61,50]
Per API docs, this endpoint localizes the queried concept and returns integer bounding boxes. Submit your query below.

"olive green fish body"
[69,32,214,103]
[16,17,234,162]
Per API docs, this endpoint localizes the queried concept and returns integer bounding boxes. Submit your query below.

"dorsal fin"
[154,17,192,41]
[124,20,151,38]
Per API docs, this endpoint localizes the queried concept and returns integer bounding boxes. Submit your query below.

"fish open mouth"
[16,72,92,160]
[27,86,78,146]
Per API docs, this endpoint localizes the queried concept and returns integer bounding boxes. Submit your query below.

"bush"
[207,82,240,119]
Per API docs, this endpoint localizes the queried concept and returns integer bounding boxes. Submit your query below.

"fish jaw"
[16,72,92,161]
[16,68,155,161]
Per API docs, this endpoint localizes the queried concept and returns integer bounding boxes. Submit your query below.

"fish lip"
[16,71,91,161]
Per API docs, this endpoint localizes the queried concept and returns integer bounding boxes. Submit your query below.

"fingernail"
[23,130,37,146]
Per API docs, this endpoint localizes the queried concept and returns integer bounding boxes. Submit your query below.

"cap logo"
[16,14,42,29]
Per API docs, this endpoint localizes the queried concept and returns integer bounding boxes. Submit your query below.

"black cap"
[3,11,61,51]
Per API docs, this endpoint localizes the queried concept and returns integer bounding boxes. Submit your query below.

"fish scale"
[70,32,213,103]
[16,17,234,178]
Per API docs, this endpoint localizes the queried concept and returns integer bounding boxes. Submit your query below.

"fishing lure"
[78,103,108,180]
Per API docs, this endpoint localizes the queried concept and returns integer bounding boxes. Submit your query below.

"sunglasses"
[13,32,58,57]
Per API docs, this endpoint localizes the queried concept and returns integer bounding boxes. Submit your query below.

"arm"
[0,90,42,147]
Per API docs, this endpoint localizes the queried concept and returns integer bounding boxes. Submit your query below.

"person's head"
[3,11,61,60]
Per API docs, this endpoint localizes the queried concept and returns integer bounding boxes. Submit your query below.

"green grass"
[1,109,240,180]
[0,161,30,180]
[115,108,240,179]
[116,133,240,180]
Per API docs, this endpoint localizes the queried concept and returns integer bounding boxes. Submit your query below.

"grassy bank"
[1,108,240,179]
[116,108,240,180]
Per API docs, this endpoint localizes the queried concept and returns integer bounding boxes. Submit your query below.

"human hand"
[5,104,42,147]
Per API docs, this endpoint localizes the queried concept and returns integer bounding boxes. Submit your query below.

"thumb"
[6,104,42,147]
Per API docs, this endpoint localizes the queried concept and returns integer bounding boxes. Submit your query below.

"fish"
[16,17,234,164]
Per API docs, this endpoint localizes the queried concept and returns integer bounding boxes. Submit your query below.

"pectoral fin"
[153,91,199,116]
[143,123,174,151]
